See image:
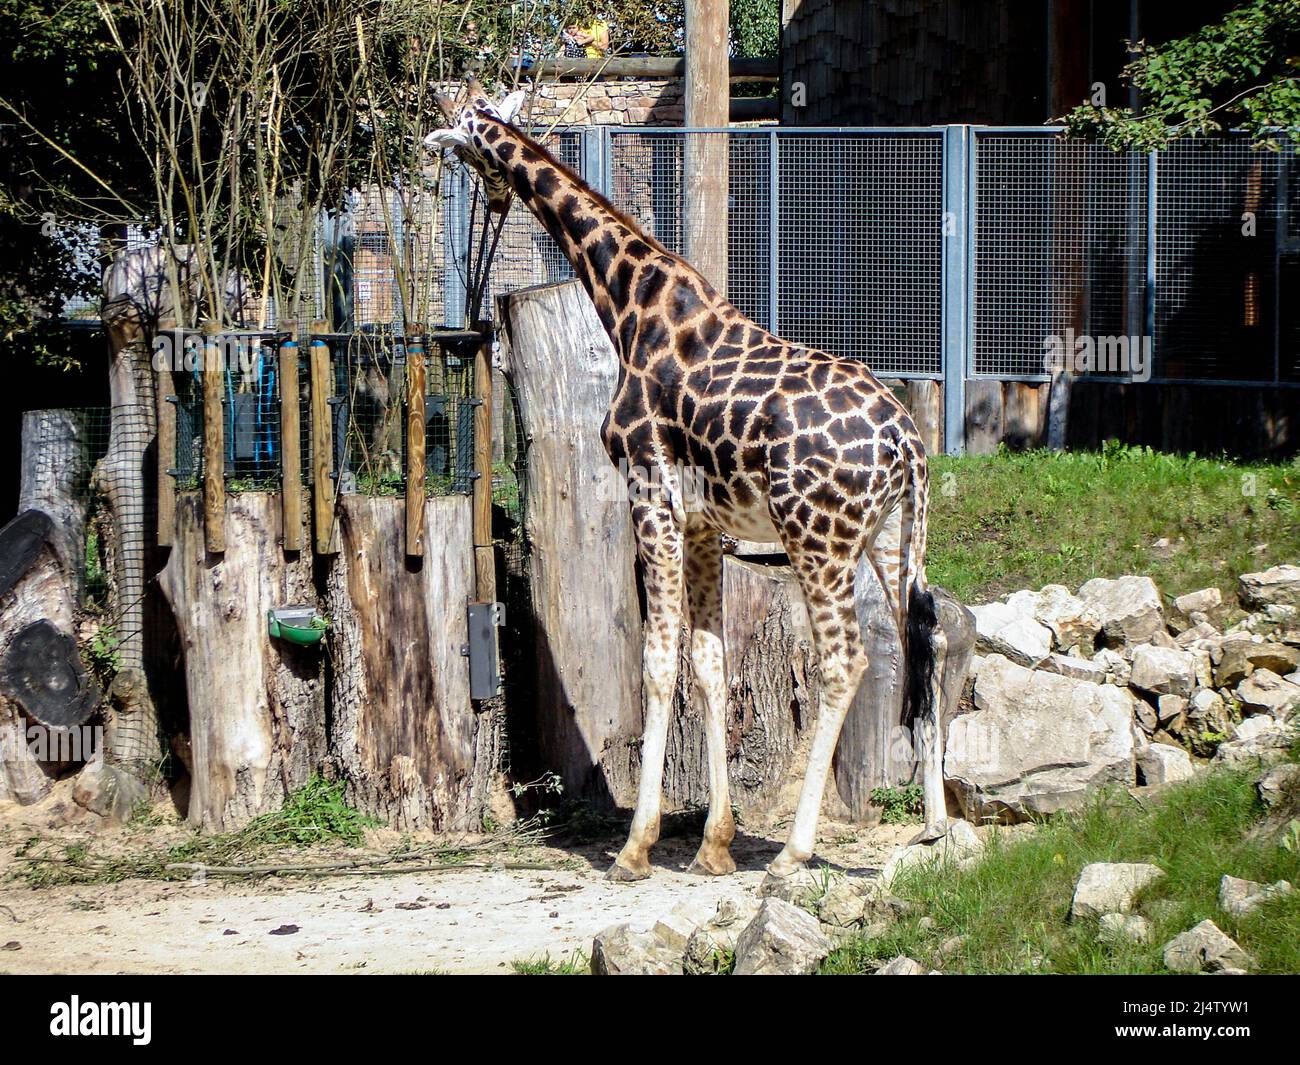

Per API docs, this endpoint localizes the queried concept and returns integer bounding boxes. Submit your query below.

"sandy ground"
[0,788,913,975]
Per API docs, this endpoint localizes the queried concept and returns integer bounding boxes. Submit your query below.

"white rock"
[880,819,984,887]
[1157,694,1188,724]
[1218,874,1294,918]
[1214,721,1299,767]
[1232,715,1280,742]
[1236,669,1300,720]
[1098,912,1151,945]
[1093,648,1132,686]
[732,898,832,976]
[1175,587,1223,616]
[946,654,1137,822]
[1009,585,1102,653]
[1070,861,1165,920]
[1137,744,1195,785]
[1040,652,1109,684]
[1079,576,1167,647]
[591,922,685,975]
[1239,564,1300,610]
[969,601,1052,667]
[1129,645,1198,698]
[1258,762,1300,808]
[1176,621,1220,648]
[875,956,927,975]
[1162,919,1253,973]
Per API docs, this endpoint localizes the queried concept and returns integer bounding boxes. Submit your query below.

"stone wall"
[530,79,684,126]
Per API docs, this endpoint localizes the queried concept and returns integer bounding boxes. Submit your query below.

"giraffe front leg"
[609,503,683,882]
[684,527,736,876]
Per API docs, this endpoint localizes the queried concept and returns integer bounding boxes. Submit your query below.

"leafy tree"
[1064,0,1300,150]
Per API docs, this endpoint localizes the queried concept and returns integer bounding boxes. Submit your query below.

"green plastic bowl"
[268,607,328,646]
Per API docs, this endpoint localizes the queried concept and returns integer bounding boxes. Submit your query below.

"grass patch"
[821,759,1300,975]
[510,950,588,975]
[928,444,1300,603]
[14,775,382,887]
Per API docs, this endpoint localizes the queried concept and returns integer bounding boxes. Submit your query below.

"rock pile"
[950,563,1300,821]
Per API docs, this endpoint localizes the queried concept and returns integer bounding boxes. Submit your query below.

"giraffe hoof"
[606,860,651,883]
[686,850,736,877]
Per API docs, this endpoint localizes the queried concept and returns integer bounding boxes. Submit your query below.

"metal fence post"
[444,168,470,329]
[941,124,971,455]
[582,126,610,196]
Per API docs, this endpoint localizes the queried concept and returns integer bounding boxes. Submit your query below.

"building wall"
[530,78,685,126]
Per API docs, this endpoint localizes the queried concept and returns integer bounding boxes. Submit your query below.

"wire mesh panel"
[776,132,943,374]
[332,334,476,497]
[972,132,1148,379]
[172,334,292,491]
[608,129,775,329]
[1156,139,1290,383]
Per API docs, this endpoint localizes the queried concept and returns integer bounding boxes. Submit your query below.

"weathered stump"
[498,281,644,806]
[159,493,326,831]
[324,493,500,830]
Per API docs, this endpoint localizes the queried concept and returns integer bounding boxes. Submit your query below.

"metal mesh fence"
[64,127,1300,389]
[972,133,1149,379]
[1156,139,1292,383]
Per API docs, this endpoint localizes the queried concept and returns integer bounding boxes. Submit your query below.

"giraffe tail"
[900,468,944,732]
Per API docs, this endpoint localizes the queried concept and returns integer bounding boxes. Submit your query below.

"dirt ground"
[0,786,914,975]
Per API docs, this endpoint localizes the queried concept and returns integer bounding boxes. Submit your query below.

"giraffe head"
[425,79,527,214]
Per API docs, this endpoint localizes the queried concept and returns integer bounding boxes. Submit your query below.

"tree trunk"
[18,410,93,599]
[324,493,501,830]
[497,281,644,807]
[158,492,326,831]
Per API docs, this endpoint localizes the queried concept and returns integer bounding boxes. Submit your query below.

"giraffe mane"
[487,117,676,260]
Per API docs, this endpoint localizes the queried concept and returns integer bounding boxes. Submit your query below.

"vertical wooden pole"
[405,331,427,557]
[279,337,303,551]
[309,322,338,555]
[684,0,729,293]
[201,319,225,553]
[155,318,177,547]
[472,323,496,603]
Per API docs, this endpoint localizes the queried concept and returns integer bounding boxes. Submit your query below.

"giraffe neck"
[480,121,735,347]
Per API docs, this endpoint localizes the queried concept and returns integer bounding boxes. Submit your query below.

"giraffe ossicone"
[429,83,949,883]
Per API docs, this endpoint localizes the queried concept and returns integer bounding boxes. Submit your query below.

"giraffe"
[427,83,949,883]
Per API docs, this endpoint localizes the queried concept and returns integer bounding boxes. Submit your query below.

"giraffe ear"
[424,128,469,151]
[498,91,526,124]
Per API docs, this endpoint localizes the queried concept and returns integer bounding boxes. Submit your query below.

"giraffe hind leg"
[683,526,736,876]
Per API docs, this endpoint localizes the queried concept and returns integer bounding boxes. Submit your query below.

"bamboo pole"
[155,318,177,547]
[472,323,495,602]
[279,336,303,551]
[405,330,427,557]
[309,322,338,555]
[201,320,225,553]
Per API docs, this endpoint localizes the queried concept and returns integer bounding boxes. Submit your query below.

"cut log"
[0,512,92,803]
[158,492,326,831]
[324,494,499,830]
[497,281,644,806]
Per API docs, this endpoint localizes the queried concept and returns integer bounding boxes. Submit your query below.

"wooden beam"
[729,96,779,122]
[309,322,338,555]
[405,331,426,557]
[526,55,777,81]
[685,0,729,291]
[201,320,224,553]
[472,324,495,603]
[279,337,303,551]
[155,319,177,548]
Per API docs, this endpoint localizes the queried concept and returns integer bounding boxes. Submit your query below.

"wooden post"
[309,322,338,555]
[155,319,177,547]
[472,323,495,602]
[201,320,224,553]
[279,336,303,551]
[405,331,427,557]
[684,0,729,292]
